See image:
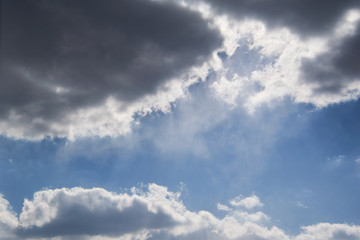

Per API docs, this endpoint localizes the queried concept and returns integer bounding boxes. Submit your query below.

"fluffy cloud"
[1,184,359,240]
[0,0,222,139]
[295,223,360,240]
[229,195,263,209]
[203,2,360,111]
[0,195,18,240]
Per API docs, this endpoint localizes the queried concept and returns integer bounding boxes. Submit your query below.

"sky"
[1,0,360,239]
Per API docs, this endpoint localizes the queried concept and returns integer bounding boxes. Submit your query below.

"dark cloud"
[0,0,222,136]
[16,199,177,238]
[301,25,360,93]
[12,186,182,238]
[330,231,360,240]
[205,0,359,36]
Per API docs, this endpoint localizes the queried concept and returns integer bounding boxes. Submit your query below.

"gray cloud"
[14,186,181,238]
[205,0,359,36]
[1,186,360,240]
[202,0,360,100]
[0,0,222,137]
[16,200,176,238]
[301,25,360,93]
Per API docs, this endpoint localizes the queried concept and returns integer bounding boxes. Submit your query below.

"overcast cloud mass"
[1,0,360,239]
[1,0,360,138]
[0,0,221,138]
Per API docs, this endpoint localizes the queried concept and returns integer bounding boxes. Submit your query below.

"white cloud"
[295,223,360,240]
[296,201,309,209]
[0,194,18,240]
[217,203,232,212]
[204,6,360,112]
[16,184,188,237]
[1,185,360,240]
[229,194,263,209]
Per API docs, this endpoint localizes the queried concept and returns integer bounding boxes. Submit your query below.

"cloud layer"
[1,184,360,240]
[1,0,360,139]
[0,0,222,139]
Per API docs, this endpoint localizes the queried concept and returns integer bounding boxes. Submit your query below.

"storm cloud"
[0,0,222,138]
[301,24,360,93]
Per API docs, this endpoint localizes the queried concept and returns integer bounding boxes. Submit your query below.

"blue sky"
[1,0,360,239]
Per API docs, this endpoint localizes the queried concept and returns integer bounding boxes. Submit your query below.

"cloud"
[0,194,18,240]
[295,223,360,240]
[200,3,360,111]
[326,155,346,169]
[2,0,360,140]
[204,0,360,36]
[296,201,309,209]
[15,184,183,238]
[0,0,222,139]
[217,203,232,212]
[1,185,284,240]
[1,184,360,240]
[301,22,360,94]
[229,194,263,209]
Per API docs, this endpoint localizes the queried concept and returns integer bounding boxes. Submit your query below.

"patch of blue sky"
[1,84,360,234]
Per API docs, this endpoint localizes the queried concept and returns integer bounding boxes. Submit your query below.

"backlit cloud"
[0,0,222,139]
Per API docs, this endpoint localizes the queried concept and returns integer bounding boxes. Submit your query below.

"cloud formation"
[205,3,360,110]
[1,0,360,140]
[229,194,263,209]
[15,185,181,238]
[1,184,360,240]
[301,23,360,94]
[0,195,18,240]
[205,0,359,36]
[0,0,222,139]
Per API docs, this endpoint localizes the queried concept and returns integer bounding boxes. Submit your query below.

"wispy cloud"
[217,203,232,212]
[296,201,309,209]
[326,155,346,169]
